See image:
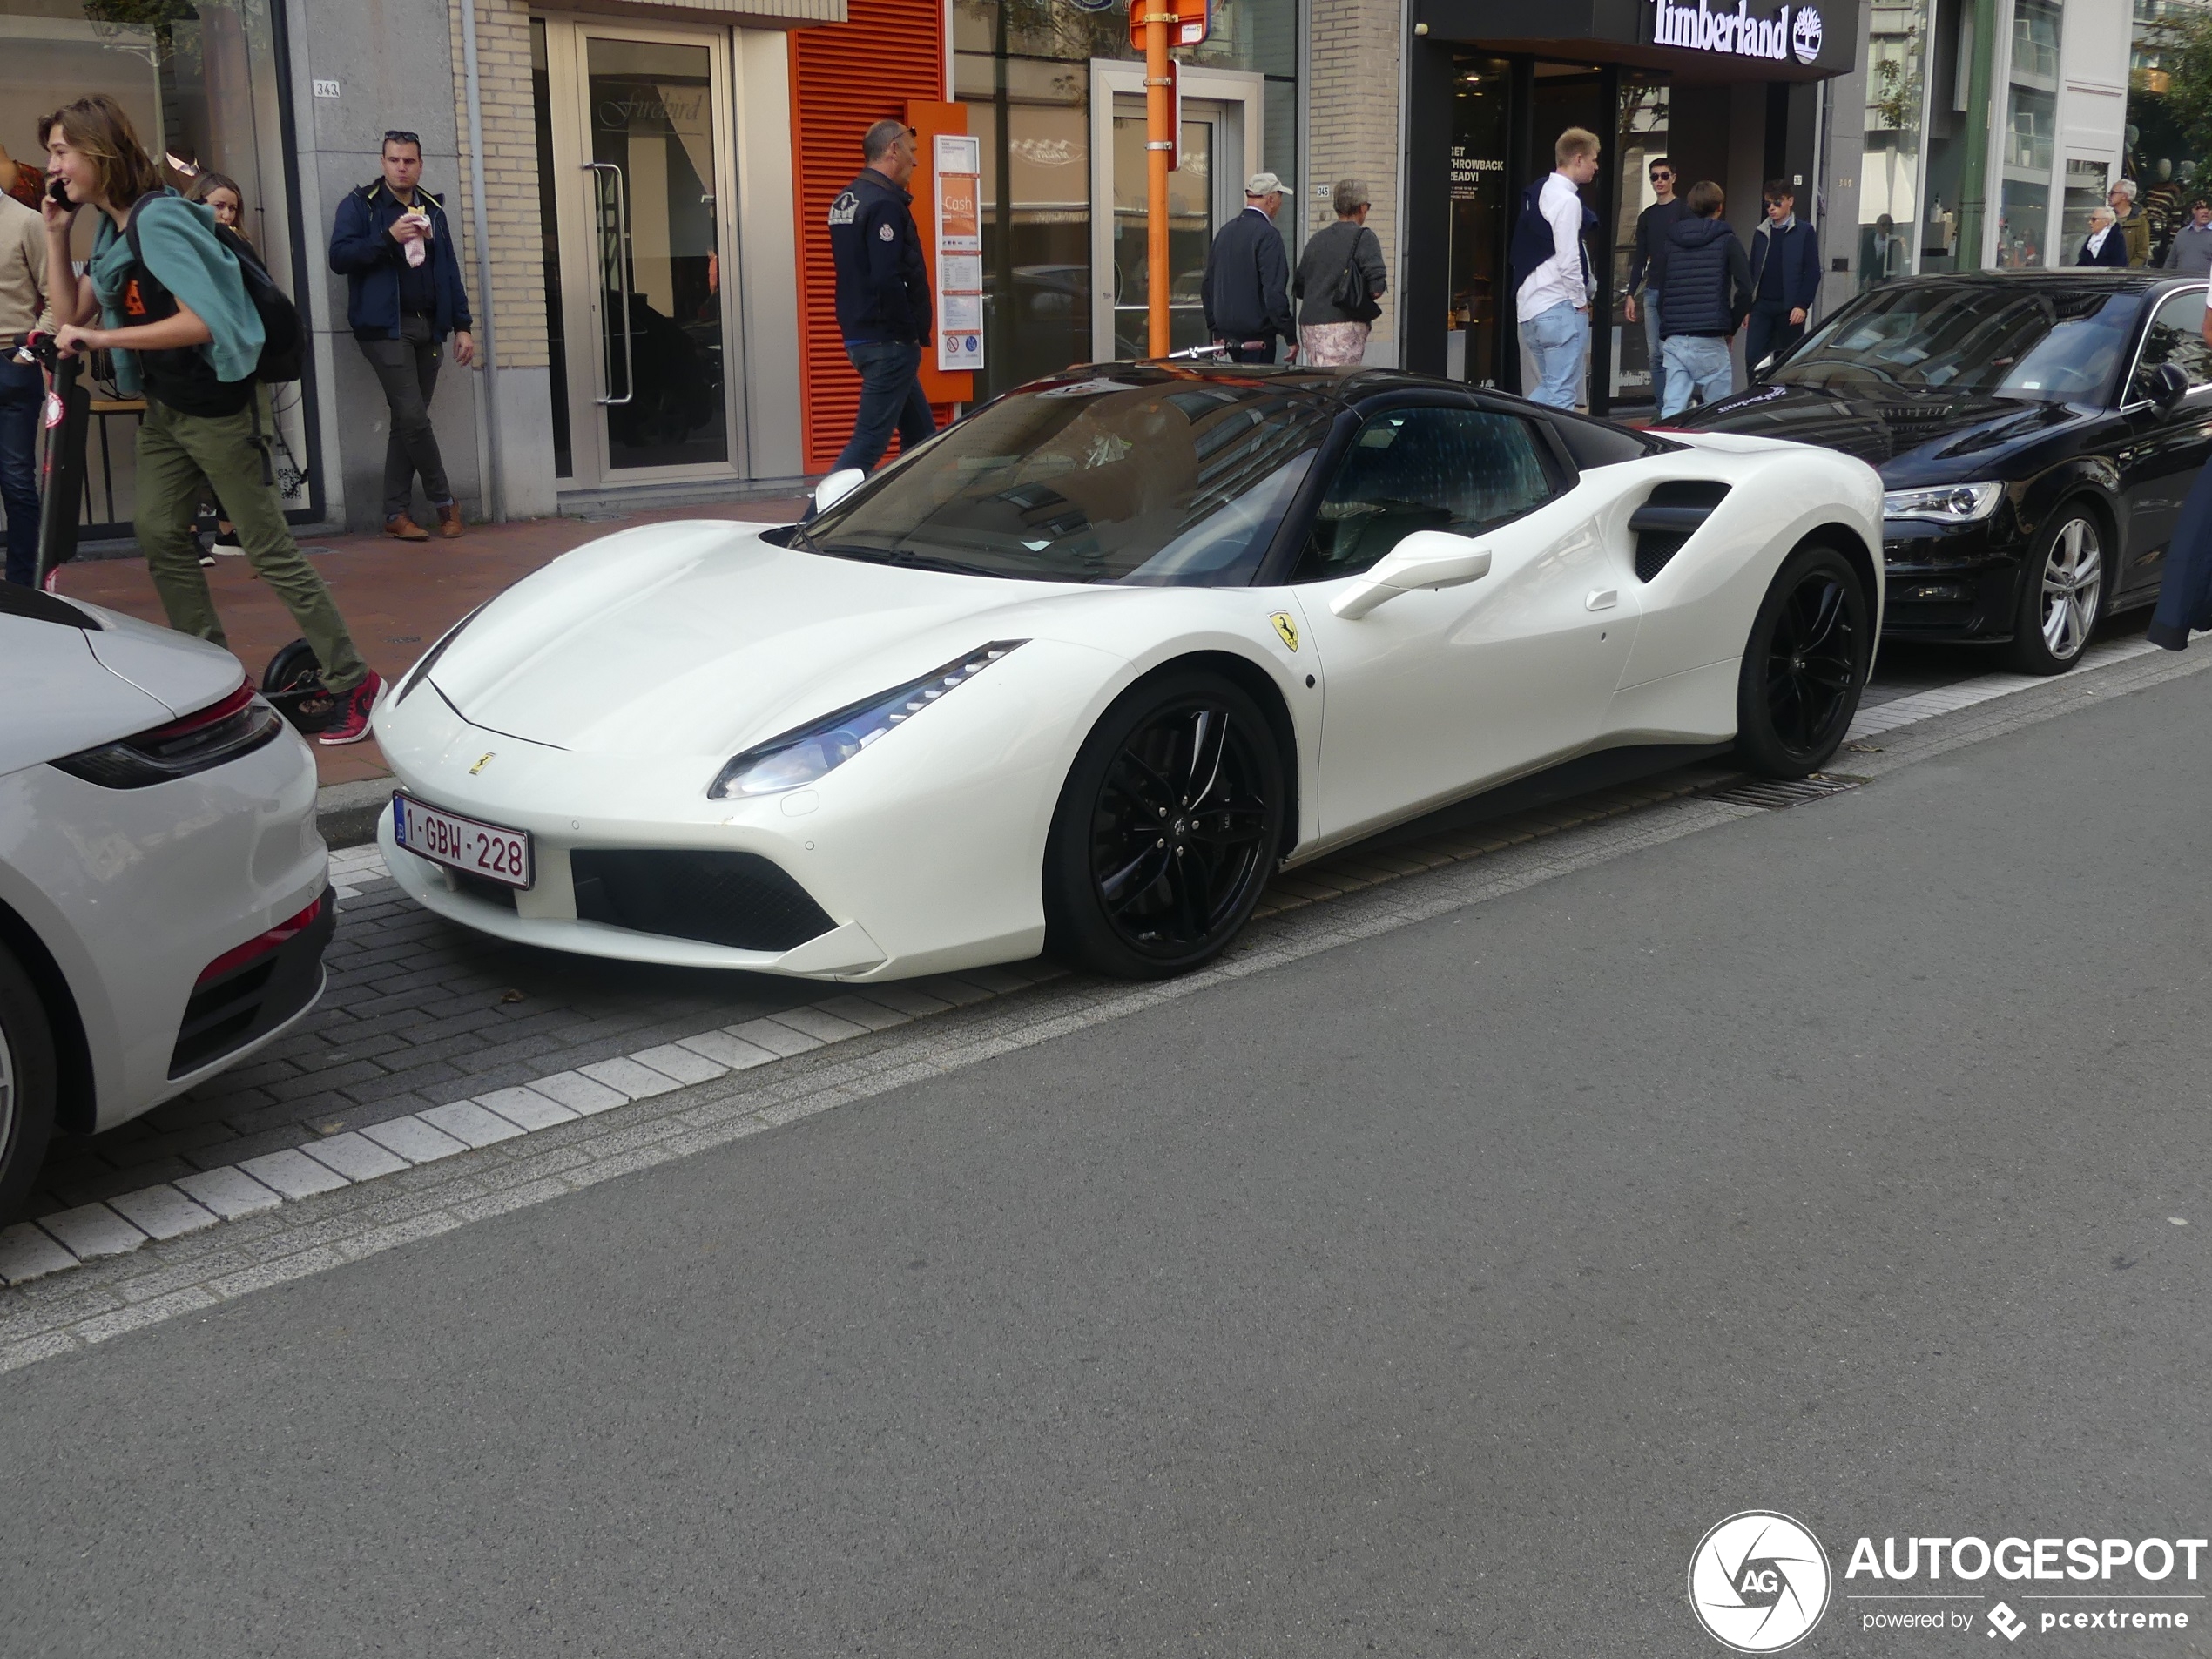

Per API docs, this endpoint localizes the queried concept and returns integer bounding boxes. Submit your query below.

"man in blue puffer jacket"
[328,130,475,541]
[1657,181,1754,420]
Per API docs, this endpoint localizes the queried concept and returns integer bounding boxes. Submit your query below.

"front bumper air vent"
[570,849,837,953]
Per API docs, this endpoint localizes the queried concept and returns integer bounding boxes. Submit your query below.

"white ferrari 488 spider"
[374,365,1882,982]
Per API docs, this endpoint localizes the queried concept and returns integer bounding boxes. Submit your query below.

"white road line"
[0,637,2187,1290]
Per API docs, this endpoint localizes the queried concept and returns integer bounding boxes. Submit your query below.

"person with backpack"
[1292,178,1387,367]
[327,130,475,541]
[1512,128,1602,409]
[40,92,381,744]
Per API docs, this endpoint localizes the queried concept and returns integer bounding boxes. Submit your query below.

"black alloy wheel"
[1045,671,1286,979]
[1734,543,1870,779]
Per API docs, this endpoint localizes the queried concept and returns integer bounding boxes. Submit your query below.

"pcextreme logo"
[1689,1511,1832,1652]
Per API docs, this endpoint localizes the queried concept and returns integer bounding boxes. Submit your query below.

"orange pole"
[1145,11,1170,358]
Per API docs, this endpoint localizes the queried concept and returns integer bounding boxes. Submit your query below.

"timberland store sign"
[1648,0,1822,64]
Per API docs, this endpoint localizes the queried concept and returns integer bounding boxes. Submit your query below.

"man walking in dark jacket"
[1202,172,1294,363]
[1746,179,1820,372]
[1658,180,1754,419]
[1622,157,1688,414]
[328,131,475,541]
[827,118,934,474]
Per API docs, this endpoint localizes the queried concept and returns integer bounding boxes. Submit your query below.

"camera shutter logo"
[1688,1511,1831,1652]
[1792,6,1824,63]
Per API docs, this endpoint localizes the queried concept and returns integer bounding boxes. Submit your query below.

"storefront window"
[2127,0,2205,265]
[1446,56,1510,386]
[1995,0,2060,267]
[2060,155,2110,258]
[0,0,308,529]
[1608,71,1669,405]
[1862,0,1930,287]
[955,0,1298,397]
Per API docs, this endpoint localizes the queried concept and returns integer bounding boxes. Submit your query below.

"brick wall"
[443,0,550,372]
[1305,0,1403,355]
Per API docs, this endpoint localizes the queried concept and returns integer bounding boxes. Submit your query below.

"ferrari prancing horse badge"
[1270,611,1299,651]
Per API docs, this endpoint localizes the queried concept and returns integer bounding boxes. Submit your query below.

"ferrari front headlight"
[1882,482,2003,524]
[707,641,1027,800]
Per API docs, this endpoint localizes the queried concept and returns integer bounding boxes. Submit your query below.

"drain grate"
[1706,773,1865,810]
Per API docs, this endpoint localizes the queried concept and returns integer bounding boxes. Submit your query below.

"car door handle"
[1586,589,1618,611]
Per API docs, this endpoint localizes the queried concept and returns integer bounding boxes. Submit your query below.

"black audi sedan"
[1663,271,2209,673]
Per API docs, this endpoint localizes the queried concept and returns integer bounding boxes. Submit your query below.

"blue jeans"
[1641,288,1668,412]
[1745,304,1803,375]
[1520,300,1588,410]
[1660,334,1735,418]
[834,341,935,474]
[0,358,42,586]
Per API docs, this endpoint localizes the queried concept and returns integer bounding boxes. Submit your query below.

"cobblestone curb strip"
[3,637,2207,1371]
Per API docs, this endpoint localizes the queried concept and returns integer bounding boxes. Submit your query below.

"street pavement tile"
[811,995,914,1032]
[105,1184,221,1241]
[239,1149,353,1201]
[847,984,955,1018]
[628,1043,730,1086]
[528,1071,629,1116]
[577,1055,687,1099]
[359,1116,471,1164]
[942,965,1035,995]
[905,974,998,1008]
[474,1086,581,1132]
[300,1132,412,1182]
[724,1016,823,1058]
[37,1204,149,1261]
[674,1030,784,1071]
[769,1006,873,1043]
[175,1165,287,1219]
[0,1222,79,1284]
[419,1101,529,1149]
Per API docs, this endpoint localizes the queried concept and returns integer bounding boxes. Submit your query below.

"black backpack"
[125,193,303,385]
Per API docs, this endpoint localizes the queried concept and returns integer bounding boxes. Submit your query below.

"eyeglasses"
[382,130,421,151]
[1649,170,1674,180]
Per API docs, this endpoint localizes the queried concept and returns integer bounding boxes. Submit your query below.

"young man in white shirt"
[1514,127,1602,410]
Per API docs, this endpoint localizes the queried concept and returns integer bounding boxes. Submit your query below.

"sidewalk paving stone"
[474,1086,581,1132]
[0,1224,80,1284]
[38,1204,148,1261]
[300,1133,412,1183]
[175,1166,286,1219]
[419,1102,528,1149]
[577,1056,686,1099]
[239,1149,353,1201]
[359,1116,471,1165]
[105,1185,220,1241]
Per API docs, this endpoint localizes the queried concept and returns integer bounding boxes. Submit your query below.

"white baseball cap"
[1245,172,1283,197]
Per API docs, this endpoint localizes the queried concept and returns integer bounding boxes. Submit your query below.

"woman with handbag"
[1293,179,1387,367]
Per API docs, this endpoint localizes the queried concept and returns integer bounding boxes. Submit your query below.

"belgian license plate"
[391,793,534,889]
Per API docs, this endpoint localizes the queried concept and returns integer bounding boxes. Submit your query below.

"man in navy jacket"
[827,118,934,475]
[328,131,475,540]
[1746,180,1820,374]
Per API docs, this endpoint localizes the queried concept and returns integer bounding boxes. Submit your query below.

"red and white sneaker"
[318,670,384,745]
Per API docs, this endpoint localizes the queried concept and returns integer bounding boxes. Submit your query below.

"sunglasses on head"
[383,130,421,150]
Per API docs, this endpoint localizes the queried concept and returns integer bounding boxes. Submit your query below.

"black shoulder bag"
[1329,226,1382,324]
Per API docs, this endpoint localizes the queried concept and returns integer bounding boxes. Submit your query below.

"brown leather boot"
[437,502,464,539]
[383,513,431,543]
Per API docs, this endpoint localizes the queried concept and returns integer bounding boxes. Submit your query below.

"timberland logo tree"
[1688,1511,1832,1653]
[1792,6,1824,63]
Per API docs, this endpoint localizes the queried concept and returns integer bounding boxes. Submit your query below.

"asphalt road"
[3,660,2207,1656]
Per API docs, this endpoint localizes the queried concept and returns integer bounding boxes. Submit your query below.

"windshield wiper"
[813,542,1001,578]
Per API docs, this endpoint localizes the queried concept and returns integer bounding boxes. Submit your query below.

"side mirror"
[2149,361,2190,413]
[810,467,866,517]
[1330,529,1494,620]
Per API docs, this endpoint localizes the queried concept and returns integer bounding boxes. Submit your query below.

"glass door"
[1087,61,1265,363]
[1109,100,1219,357]
[536,20,738,489]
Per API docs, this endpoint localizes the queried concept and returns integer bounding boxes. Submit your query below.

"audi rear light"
[50,677,285,789]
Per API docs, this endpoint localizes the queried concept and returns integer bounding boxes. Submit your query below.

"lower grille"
[170,899,335,1077]
[570,849,837,952]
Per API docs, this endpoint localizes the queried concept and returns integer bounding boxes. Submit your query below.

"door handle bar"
[583,161,635,408]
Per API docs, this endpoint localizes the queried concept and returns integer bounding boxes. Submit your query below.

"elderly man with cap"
[1201,171,1295,364]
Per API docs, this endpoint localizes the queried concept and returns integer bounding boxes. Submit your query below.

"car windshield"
[1770,284,2140,403]
[798,369,1338,585]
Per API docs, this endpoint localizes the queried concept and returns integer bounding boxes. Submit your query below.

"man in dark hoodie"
[827,118,934,473]
[1657,180,1754,420]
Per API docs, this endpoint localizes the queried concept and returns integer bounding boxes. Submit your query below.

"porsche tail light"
[709,641,1028,799]
[194,895,324,988]
[51,678,284,789]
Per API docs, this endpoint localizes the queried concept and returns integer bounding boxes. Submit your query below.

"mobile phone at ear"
[45,175,70,207]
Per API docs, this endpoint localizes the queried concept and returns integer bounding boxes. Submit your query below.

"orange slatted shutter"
[790,0,952,474]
